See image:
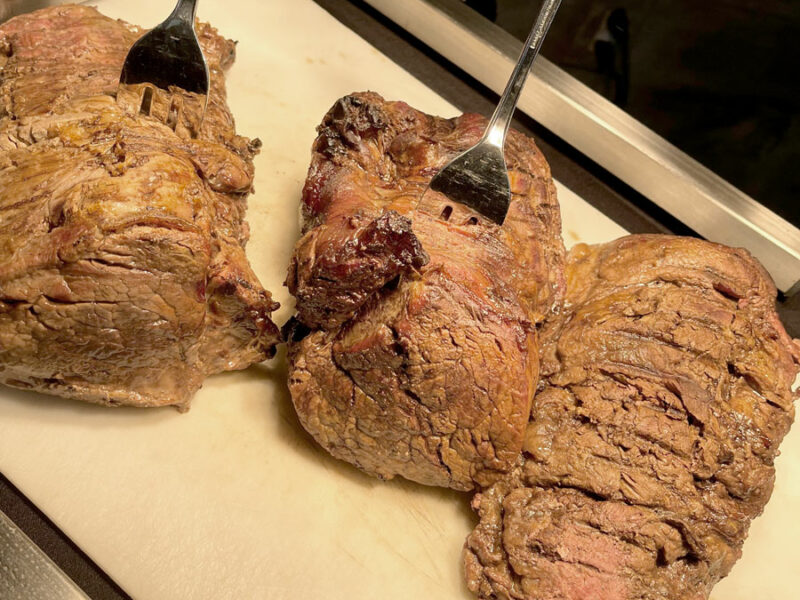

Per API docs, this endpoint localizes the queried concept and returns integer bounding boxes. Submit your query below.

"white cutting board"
[0,1,797,598]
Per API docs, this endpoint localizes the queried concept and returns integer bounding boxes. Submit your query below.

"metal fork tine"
[425,199,482,227]
[140,86,154,116]
[417,0,561,226]
[116,0,208,138]
[166,96,183,132]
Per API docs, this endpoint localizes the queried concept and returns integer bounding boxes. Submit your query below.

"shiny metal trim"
[363,0,800,292]
[0,509,89,600]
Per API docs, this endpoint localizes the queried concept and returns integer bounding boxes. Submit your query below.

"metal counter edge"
[364,0,800,293]
[0,509,89,600]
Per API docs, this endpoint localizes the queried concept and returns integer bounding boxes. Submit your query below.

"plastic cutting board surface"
[0,1,797,598]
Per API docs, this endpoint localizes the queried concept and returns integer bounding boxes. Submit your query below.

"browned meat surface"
[0,6,279,409]
[465,234,799,599]
[286,92,565,491]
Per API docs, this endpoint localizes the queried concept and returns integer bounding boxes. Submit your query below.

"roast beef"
[0,6,280,409]
[465,234,799,599]
[286,92,566,491]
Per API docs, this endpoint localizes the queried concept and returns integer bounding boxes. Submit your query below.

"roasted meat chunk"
[287,92,566,490]
[465,235,799,599]
[0,6,280,409]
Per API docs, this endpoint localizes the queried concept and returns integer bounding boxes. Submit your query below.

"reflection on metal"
[363,0,800,292]
[0,509,88,600]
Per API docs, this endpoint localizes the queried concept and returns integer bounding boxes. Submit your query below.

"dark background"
[466,0,800,226]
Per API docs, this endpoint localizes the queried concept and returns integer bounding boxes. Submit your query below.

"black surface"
[778,291,800,340]
[494,0,800,228]
[0,473,130,600]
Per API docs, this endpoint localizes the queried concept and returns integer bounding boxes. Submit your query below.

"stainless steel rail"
[364,0,800,293]
[0,509,88,600]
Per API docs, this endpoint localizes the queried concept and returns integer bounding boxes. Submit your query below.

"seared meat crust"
[287,93,566,490]
[0,6,279,409]
[465,235,799,599]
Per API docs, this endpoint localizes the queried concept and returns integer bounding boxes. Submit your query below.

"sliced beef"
[0,6,280,409]
[465,234,799,599]
[287,92,566,491]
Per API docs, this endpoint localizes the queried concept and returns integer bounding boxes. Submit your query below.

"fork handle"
[169,0,200,25]
[483,0,561,149]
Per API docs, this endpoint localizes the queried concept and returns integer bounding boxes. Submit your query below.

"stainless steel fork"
[117,0,209,138]
[418,0,561,226]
